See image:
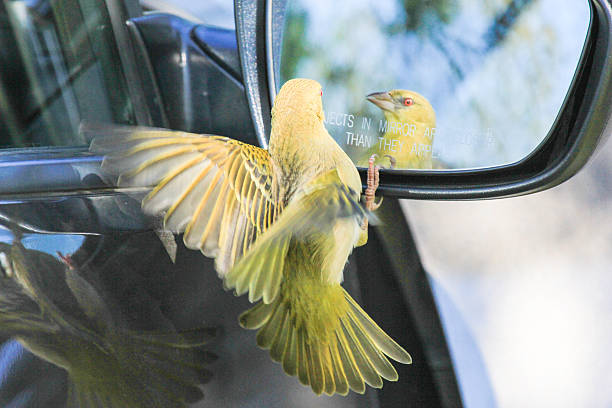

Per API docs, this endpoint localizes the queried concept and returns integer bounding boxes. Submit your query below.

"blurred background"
[404,135,612,408]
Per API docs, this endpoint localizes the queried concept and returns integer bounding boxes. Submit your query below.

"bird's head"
[367,89,435,127]
[272,78,325,123]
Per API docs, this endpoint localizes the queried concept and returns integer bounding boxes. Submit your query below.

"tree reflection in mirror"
[280,0,590,170]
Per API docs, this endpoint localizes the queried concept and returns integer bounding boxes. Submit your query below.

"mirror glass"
[278,0,590,170]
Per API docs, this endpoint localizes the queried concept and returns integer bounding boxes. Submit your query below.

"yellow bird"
[89,78,411,396]
[359,89,436,169]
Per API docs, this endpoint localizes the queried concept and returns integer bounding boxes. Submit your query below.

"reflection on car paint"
[0,224,216,407]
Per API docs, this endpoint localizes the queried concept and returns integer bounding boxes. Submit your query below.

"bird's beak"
[366,92,396,112]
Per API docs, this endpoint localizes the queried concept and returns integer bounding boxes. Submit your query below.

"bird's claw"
[370,196,383,211]
[370,154,396,170]
[383,154,397,169]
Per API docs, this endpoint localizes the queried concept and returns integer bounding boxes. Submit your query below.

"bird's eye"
[320,89,323,97]
[403,97,414,106]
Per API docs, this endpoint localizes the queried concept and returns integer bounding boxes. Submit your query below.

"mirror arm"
[235,0,272,149]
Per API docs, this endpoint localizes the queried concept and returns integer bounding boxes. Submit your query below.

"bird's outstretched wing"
[224,169,366,304]
[88,126,280,274]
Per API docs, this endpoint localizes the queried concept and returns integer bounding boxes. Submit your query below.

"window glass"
[0,0,135,148]
[280,0,590,170]
[145,0,235,29]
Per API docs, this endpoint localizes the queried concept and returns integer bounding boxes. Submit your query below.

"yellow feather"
[306,341,324,395]
[144,154,202,201]
[241,216,253,256]
[255,302,284,349]
[229,215,246,268]
[128,144,200,174]
[248,250,269,302]
[238,301,275,330]
[282,328,298,376]
[255,194,265,232]
[163,161,215,231]
[297,328,309,386]
[344,289,412,364]
[183,169,223,249]
[336,330,365,394]
[270,312,290,363]
[216,187,238,269]
[329,341,349,396]
[346,312,398,381]
[321,345,336,395]
[245,179,256,220]
[340,320,382,388]
[198,175,230,248]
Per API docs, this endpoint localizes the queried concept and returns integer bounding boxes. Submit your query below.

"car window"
[0,0,135,148]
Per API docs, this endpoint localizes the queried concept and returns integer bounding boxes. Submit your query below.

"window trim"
[0,0,157,197]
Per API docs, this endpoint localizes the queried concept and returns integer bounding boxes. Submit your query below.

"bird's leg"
[361,154,383,230]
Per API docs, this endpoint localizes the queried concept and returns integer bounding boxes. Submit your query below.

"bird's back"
[269,109,361,206]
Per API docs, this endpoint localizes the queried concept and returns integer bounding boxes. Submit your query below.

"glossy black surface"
[0,217,216,407]
[130,13,257,144]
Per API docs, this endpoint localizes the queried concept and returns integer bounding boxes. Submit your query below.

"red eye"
[403,97,414,106]
[320,89,323,97]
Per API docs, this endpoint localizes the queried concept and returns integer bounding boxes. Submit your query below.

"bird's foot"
[362,155,383,230]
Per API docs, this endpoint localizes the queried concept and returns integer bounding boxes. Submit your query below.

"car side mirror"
[235,0,612,199]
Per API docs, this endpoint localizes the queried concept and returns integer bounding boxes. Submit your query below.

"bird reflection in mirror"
[0,241,215,408]
[87,78,412,396]
[359,90,437,169]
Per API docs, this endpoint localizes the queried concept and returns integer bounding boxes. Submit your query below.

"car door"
[0,0,461,407]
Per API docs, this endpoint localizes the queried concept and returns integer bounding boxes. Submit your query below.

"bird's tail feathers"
[239,284,411,396]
